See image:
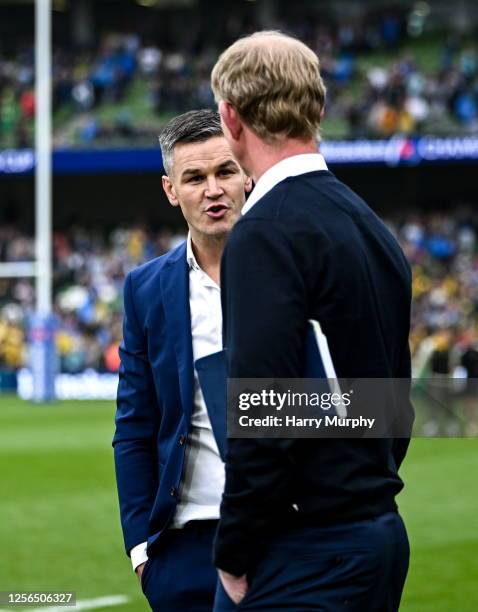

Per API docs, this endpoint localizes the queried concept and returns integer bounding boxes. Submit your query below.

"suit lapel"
[160,246,194,421]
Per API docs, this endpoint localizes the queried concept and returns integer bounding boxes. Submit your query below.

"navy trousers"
[141,520,218,612]
[214,512,409,611]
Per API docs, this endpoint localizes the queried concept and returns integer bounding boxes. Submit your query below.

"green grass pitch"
[0,396,477,611]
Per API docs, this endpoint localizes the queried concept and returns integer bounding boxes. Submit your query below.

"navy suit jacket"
[114,242,216,558]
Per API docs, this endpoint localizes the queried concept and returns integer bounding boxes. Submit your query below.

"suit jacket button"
[170,487,177,497]
[179,435,187,446]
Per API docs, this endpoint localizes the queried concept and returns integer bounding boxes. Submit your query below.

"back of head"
[211,31,326,143]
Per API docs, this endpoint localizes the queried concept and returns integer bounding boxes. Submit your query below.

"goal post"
[29,0,57,402]
[0,263,36,278]
[0,1,62,402]
[35,0,53,317]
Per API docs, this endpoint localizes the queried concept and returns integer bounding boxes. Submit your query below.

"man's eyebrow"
[180,167,204,178]
[218,160,240,171]
[180,160,239,179]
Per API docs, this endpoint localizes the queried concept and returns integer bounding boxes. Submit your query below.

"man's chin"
[202,219,238,237]
[204,226,231,238]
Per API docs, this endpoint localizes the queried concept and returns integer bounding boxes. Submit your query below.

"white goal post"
[0,0,52,306]
[0,0,55,401]
[35,0,53,316]
[0,263,36,278]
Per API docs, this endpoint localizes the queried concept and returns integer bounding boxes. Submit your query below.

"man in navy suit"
[210,32,413,610]
[113,109,252,612]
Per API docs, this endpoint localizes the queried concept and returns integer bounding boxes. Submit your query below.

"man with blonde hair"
[211,31,413,611]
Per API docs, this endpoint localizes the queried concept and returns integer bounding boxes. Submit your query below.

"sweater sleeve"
[214,219,306,575]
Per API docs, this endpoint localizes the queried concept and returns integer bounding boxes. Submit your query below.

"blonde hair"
[211,31,326,143]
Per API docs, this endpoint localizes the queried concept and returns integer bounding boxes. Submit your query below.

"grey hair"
[158,109,223,176]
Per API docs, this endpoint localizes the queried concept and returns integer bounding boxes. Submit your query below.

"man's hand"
[135,562,146,583]
[218,569,248,605]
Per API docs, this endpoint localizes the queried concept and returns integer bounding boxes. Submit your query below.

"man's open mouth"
[205,203,230,219]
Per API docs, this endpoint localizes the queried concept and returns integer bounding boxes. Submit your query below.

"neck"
[190,231,226,285]
[242,134,318,183]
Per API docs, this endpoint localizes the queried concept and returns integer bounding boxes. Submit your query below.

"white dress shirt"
[242,153,328,215]
[130,234,225,571]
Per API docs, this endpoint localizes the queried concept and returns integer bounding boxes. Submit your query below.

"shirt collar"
[242,153,328,215]
[186,233,220,289]
[186,232,201,271]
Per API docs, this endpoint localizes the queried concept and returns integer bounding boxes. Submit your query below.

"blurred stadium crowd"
[0,225,185,373]
[1,214,477,381]
[1,7,478,148]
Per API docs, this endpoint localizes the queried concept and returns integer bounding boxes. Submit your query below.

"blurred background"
[0,1,477,611]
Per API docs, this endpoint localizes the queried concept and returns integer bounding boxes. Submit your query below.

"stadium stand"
[1,6,477,148]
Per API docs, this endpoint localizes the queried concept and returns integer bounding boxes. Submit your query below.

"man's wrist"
[215,549,250,578]
[130,542,148,572]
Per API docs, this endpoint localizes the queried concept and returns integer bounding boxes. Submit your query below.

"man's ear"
[244,174,253,193]
[219,100,242,141]
[162,175,180,207]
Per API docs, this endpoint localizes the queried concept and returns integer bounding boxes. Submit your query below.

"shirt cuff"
[130,542,148,571]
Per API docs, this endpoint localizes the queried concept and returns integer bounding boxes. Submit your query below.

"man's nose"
[205,177,224,199]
